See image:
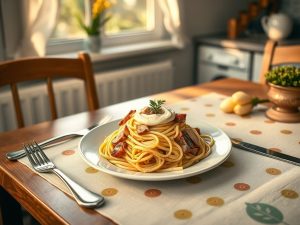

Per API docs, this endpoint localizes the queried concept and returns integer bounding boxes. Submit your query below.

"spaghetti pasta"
[99,102,214,173]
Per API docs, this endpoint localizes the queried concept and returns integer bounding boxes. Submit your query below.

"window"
[47,0,165,54]
[51,0,85,39]
[105,0,154,35]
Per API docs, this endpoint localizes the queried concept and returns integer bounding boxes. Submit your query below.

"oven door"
[198,63,249,83]
[197,46,251,83]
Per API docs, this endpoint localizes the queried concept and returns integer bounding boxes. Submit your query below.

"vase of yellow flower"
[86,35,101,53]
[77,0,112,53]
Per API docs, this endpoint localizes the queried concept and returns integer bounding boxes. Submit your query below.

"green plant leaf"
[149,99,165,114]
[265,65,300,87]
[90,15,101,35]
[245,202,285,224]
[100,16,111,27]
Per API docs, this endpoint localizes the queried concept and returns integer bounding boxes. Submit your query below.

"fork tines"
[23,141,105,208]
[24,141,50,167]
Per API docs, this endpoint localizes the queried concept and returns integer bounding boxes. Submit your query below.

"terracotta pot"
[266,83,300,123]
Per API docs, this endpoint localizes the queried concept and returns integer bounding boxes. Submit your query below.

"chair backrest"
[0,52,99,128]
[260,40,300,84]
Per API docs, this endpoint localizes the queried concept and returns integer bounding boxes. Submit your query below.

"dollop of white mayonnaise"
[134,106,175,126]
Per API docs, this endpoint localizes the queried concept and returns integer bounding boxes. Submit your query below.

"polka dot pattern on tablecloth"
[206,197,224,207]
[102,188,118,197]
[234,183,250,191]
[225,122,236,126]
[281,189,298,199]
[280,129,293,134]
[85,167,99,174]
[62,149,75,155]
[250,130,262,135]
[17,93,300,225]
[266,168,282,175]
[174,209,192,220]
[144,189,161,198]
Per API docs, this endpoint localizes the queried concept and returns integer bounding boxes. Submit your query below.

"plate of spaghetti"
[79,100,232,181]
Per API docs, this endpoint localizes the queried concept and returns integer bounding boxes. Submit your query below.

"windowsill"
[53,40,182,62]
[91,40,182,62]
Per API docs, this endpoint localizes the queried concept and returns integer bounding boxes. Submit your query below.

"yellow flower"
[77,0,112,35]
[92,0,112,19]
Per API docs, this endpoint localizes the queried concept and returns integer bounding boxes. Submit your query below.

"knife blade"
[230,138,300,167]
[6,115,112,161]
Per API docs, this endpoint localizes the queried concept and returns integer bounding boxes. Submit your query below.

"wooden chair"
[0,52,99,128]
[260,40,300,84]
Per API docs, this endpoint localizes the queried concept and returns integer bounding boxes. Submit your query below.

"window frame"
[0,3,6,60]
[46,0,167,55]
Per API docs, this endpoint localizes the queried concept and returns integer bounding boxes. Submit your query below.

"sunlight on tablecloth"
[19,93,300,225]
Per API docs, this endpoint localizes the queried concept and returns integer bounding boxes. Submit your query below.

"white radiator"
[0,60,174,132]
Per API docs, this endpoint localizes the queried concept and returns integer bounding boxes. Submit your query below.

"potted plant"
[77,0,112,53]
[264,65,300,122]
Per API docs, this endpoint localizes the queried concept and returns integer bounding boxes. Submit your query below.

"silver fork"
[24,141,105,208]
[7,115,112,160]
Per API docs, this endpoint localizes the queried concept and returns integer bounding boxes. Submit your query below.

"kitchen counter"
[194,34,267,53]
[193,34,300,84]
[193,34,267,84]
[194,34,300,53]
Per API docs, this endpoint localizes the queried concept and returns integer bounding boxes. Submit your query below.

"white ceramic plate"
[78,118,232,181]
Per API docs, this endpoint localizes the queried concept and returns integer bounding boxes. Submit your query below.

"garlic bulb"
[219,97,236,113]
[233,103,253,116]
[220,91,269,116]
[232,91,252,105]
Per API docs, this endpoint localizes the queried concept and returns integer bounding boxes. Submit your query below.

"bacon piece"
[112,142,127,158]
[112,126,129,145]
[175,129,200,156]
[176,135,199,155]
[195,127,201,135]
[141,107,152,115]
[119,110,136,126]
[188,148,199,155]
[137,124,149,134]
[175,136,189,152]
[174,114,186,123]
[183,128,200,146]
[182,131,196,149]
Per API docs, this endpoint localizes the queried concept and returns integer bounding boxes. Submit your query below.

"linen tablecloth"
[19,93,300,225]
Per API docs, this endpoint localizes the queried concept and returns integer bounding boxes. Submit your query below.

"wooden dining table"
[0,78,292,225]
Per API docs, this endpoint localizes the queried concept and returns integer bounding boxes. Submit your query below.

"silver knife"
[6,116,112,161]
[231,138,300,167]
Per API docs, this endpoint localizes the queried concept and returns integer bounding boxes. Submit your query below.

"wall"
[280,0,300,37]
[0,1,5,60]
[184,0,252,37]
[0,0,252,88]
[0,0,22,59]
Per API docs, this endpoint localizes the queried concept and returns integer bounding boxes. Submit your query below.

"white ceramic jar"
[261,13,293,40]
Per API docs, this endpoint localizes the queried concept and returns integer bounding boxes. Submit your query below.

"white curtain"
[15,0,59,58]
[158,0,187,48]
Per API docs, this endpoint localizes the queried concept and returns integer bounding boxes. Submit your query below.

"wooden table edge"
[0,78,267,225]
